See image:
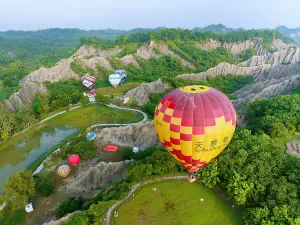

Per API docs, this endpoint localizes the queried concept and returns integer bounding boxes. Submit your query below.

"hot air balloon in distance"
[114,70,127,85]
[81,74,96,89]
[57,164,71,178]
[108,74,121,88]
[68,154,81,166]
[154,85,236,182]
[85,132,96,141]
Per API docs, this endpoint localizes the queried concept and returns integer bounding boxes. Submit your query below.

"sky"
[1,0,300,31]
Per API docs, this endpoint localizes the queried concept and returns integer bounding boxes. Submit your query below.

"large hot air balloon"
[108,74,121,88]
[57,164,71,178]
[68,154,81,166]
[154,85,236,182]
[85,132,96,141]
[81,74,96,89]
[114,70,127,84]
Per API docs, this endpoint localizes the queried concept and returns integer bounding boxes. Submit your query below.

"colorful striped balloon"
[57,164,71,177]
[85,132,96,141]
[154,85,236,173]
[81,74,96,89]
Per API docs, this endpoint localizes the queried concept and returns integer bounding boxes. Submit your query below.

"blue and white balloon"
[114,70,127,85]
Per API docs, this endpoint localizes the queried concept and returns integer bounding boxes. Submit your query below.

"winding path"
[32,103,147,176]
[103,175,186,225]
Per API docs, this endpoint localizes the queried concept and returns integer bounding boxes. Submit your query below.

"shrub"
[65,212,89,225]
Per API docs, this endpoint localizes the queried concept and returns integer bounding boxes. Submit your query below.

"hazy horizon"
[1,0,300,31]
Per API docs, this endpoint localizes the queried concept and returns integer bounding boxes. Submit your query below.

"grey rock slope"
[2,38,298,112]
[178,39,300,110]
[62,160,133,194]
[124,78,171,105]
[95,121,161,149]
[0,45,120,112]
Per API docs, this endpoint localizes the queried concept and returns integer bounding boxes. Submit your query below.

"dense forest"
[6,89,300,224]
[61,92,300,225]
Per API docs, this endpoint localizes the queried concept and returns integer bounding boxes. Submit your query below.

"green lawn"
[0,104,143,151]
[95,82,141,95]
[46,104,143,127]
[274,133,300,153]
[114,180,242,225]
[0,210,26,225]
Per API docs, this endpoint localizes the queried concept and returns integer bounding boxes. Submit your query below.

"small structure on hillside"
[132,147,139,153]
[104,144,119,152]
[123,97,130,104]
[25,203,34,213]
[286,141,300,157]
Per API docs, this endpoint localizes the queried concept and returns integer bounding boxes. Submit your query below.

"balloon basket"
[188,172,196,183]
[188,177,196,183]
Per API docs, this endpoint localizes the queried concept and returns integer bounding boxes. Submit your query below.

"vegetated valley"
[0,26,300,225]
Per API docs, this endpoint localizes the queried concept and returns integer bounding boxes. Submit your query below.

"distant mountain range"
[0,24,299,61]
[276,26,300,44]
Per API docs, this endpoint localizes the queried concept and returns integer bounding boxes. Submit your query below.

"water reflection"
[0,126,78,193]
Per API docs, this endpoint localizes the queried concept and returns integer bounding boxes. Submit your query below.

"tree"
[32,94,50,118]
[87,200,116,225]
[227,171,254,205]
[3,171,36,214]
[66,213,89,225]
[141,102,156,116]
[116,35,128,45]
[57,197,85,217]
[71,92,81,104]
[245,207,270,225]
[59,140,96,160]
[127,163,153,181]
[260,115,289,138]
[79,96,89,105]
[196,159,220,188]
[95,94,110,104]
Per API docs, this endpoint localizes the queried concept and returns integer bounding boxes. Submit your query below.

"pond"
[0,126,78,193]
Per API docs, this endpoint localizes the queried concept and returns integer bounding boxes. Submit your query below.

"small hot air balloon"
[68,154,81,166]
[89,89,96,95]
[108,74,121,88]
[57,164,71,178]
[114,70,127,85]
[81,74,96,89]
[154,85,236,182]
[85,132,96,141]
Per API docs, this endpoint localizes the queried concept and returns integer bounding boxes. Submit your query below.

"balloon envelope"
[85,132,96,141]
[57,164,71,177]
[154,85,236,173]
[68,154,81,166]
[114,70,127,84]
[108,74,121,88]
[81,74,96,89]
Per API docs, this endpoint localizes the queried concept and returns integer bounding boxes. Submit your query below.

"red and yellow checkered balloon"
[154,85,236,173]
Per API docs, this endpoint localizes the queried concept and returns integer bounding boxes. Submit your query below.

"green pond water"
[0,126,78,193]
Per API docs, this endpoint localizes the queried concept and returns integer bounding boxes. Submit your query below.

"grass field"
[0,104,143,151]
[114,180,242,225]
[47,104,143,127]
[274,133,300,152]
[0,210,26,225]
[95,82,141,95]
